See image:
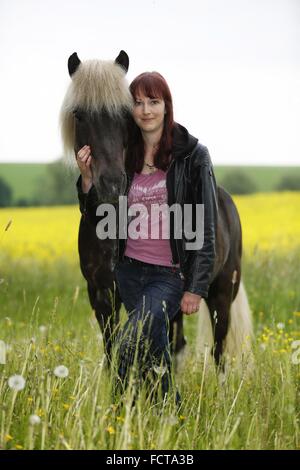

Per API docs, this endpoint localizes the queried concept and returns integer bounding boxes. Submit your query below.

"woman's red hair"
[126,72,174,175]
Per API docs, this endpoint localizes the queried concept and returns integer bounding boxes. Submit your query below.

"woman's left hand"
[181,292,202,315]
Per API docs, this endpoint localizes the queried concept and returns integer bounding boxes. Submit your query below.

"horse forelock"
[60,59,133,162]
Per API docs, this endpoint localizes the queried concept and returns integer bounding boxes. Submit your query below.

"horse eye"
[73,110,84,121]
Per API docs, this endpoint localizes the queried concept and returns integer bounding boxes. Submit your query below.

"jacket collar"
[172,123,198,160]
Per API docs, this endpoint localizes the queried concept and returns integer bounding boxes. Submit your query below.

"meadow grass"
[0,194,299,449]
[0,252,299,450]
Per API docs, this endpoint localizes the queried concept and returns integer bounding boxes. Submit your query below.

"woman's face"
[132,93,166,135]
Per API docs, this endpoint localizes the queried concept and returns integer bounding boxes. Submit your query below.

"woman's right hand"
[76,145,93,193]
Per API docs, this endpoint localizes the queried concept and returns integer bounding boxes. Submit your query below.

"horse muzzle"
[95,173,127,203]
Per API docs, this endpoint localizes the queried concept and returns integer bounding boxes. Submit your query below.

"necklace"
[144,162,156,169]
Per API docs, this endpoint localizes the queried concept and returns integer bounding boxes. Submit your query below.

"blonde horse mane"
[60,59,133,162]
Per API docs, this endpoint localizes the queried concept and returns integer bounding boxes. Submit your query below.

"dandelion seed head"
[29,414,41,426]
[39,325,47,334]
[8,375,26,391]
[53,365,69,378]
[276,322,285,330]
[153,365,167,376]
[166,415,178,425]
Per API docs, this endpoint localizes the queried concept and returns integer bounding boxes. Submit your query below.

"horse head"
[60,50,132,202]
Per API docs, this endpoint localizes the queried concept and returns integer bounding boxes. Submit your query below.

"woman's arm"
[76,145,93,193]
[75,146,99,225]
[183,145,218,299]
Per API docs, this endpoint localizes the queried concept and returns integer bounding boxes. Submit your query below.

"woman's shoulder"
[190,141,212,168]
[173,122,211,166]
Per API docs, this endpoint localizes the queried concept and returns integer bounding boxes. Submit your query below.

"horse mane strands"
[60,59,133,162]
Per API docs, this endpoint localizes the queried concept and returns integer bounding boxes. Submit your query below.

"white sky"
[0,0,299,165]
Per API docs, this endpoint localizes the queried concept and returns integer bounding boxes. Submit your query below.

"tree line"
[1,161,300,207]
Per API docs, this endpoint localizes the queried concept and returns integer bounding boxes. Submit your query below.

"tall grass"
[0,253,299,450]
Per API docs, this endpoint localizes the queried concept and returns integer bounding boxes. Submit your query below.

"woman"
[76,72,218,404]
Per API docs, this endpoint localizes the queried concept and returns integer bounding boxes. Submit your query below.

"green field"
[1,184,300,450]
[0,163,48,203]
[1,163,300,205]
[0,250,299,450]
[0,193,300,449]
[214,165,300,192]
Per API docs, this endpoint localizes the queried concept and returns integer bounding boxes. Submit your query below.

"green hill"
[214,166,300,192]
[0,163,48,204]
[1,163,300,206]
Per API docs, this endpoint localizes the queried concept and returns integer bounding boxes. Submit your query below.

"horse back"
[213,186,242,279]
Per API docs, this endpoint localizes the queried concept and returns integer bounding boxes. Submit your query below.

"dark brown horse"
[60,51,253,371]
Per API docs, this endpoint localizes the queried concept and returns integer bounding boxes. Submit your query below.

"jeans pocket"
[160,266,184,281]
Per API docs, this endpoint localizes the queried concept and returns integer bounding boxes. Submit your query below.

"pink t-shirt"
[124,169,177,267]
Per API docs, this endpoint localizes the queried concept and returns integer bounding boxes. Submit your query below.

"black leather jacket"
[76,123,218,298]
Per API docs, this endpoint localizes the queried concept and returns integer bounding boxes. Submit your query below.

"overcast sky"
[0,0,299,165]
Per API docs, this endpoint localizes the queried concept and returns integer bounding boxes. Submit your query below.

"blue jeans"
[114,256,184,402]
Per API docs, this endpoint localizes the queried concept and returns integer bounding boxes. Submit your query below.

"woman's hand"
[76,145,93,193]
[181,292,202,315]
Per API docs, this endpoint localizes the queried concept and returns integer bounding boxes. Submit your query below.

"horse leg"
[169,310,187,372]
[206,273,240,369]
[87,283,121,364]
[169,310,186,354]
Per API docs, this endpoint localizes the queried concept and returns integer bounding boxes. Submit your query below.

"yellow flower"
[2,193,299,261]
[179,415,186,421]
[5,434,13,442]
[293,312,300,317]
[116,416,125,423]
[105,426,116,435]
[27,397,33,403]
[15,444,23,450]
[63,403,71,410]
[261,334,269,343]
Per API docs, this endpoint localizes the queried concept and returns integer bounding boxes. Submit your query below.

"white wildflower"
[8,375,26,391]
[153,365,167,376]
[276,322,285,330]
[29,414,41,426]
[53,365,69,378]
[39,325,47,334]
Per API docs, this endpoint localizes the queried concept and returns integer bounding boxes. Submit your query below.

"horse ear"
[115,50,129,73]
[68,52,81,77]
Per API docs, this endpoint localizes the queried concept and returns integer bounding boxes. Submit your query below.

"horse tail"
[224,280,254,372]
[195,280,254,372]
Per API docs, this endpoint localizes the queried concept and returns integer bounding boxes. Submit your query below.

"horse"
[60,50,132,361]
[60,50,253,373]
